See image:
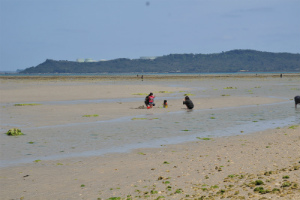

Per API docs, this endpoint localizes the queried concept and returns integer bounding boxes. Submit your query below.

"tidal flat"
[0,74,299,199]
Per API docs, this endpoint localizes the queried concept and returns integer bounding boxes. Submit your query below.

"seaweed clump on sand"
[6,128,24,136]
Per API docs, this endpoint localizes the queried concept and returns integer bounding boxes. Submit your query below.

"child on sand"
[163,100,168,108]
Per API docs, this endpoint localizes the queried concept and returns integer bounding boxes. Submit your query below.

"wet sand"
[1,126,299,200]
[0,75,299,199]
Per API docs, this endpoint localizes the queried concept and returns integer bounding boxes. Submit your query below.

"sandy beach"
[0,74,299,200]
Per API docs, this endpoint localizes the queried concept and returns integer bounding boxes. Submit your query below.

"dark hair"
[164,100,167,103]
[185,96,190,100]
[150,92,153,95]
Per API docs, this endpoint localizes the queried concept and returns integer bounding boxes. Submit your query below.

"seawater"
[1,101,299,168]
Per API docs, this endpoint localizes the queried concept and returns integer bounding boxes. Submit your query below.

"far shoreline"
[0,72,299,81]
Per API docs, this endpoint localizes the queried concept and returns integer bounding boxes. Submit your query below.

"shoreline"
[1,72,299,81]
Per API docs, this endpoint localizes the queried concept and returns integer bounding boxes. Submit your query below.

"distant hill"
[21,50,300,73]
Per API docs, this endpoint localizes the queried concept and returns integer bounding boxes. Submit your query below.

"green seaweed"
[282,182,291,187]
[183,93,195,96]
[272,188,280,192]
[150,190,158,194]
[288,125,299,129]
[254,187,268,194]
[253,180,264,185]
[82,114,99,117]
[157,91,173,93]
[223,87,237,89]
[6,128,24,136]
[14,103,41,106]
[131,118,147,120]
[175,188,183,194]
[196,137,212,140]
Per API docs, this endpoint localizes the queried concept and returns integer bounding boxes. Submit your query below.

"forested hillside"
[21,50,300,73]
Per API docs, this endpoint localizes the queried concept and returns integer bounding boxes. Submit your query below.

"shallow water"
[1,101,299,168]
[1,77,299,167]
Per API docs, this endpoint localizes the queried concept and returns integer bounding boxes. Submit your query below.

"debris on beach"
[6,128,24,136]
[135,105,146,109]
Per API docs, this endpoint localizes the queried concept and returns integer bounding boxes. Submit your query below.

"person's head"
[185,96,190,100]
[164,100,167,104]
[150,92,153,96]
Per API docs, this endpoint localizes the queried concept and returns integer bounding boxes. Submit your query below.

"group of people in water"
[144,93,300,110]
[144,92,194,110]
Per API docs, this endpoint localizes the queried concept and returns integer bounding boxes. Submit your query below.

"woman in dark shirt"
[183,96,194,109]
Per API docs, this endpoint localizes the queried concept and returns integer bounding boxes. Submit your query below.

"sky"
[0,0,300,71]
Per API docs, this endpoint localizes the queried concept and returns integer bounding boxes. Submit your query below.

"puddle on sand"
[0,101,299,167]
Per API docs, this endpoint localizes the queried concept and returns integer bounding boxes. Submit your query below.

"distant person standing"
[141,75,144,81]
[183,96,194,109]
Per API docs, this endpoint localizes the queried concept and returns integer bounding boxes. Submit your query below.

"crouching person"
[183,96,194,109]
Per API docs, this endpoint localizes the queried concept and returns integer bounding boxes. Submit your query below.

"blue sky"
[1,0,299,71]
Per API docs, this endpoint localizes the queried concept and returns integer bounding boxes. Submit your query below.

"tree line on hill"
[21,50,300,73]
